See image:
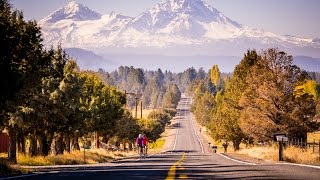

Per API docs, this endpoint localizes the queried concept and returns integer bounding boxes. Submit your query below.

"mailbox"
[212,145,217,153]
[276,136,288,142]
[83,145,91,149]
[272,133,286,141]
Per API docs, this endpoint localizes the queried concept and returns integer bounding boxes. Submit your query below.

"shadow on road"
[8,153,284,180]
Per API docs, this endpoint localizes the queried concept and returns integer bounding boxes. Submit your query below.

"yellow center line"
[165,153,188,180]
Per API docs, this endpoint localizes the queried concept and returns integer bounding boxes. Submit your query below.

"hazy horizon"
[11,0,320,39]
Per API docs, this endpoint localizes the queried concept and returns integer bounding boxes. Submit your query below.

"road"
[3,97,320,180]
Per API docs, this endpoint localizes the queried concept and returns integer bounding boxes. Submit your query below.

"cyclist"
[142,134,148,156]
[136,134,144,158]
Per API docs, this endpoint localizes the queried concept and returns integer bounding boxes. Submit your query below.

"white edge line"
[279,162,320,169]
[191,114,204,153]
[0,173,42,180]
[218,153,257,165]
[172,121,178,153]
[172,109,180,153]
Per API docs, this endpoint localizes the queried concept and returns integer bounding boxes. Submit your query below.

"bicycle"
[143,145,148,157]
[137,144,144,158]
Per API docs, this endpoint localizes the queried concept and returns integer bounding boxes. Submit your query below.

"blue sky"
[11,0,320,38]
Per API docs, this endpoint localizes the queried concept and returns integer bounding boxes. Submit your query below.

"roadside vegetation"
[231,145,320,165]
[191,49,320,164]
[16,150,133,166]
[0,159,21,177]
[0,0,181,172]
[2,0,320,174]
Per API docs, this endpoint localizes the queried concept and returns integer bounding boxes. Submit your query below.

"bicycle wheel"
[139,146,143,158]
[144,146,148,156]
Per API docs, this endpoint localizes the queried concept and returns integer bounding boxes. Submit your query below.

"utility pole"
[125,91,142,119]
[140,101,143,119]
[124,90,127,108]
[135,97,138,119]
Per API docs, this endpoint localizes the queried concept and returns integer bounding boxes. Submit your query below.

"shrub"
[147,110,171,126]
[163,108,177,117]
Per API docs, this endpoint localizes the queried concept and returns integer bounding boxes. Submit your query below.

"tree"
[210,65,220,87]
[210,50,259,150]
[162,84,181,108]
[295,80,320,100]
[239,48,319,141]
[0,0,45,162]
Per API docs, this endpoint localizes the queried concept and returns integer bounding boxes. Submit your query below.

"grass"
[284,146,320,165]
[0,150,134,176]
[235,145,278,162]
[234,131,320,164]
[131,109,159,119]
[16,149,133,166]
[235,144,320,165]
[149,139,165,149]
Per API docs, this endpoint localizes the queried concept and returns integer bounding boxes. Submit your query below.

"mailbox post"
[83,145,91,164]
[273,133,288,161]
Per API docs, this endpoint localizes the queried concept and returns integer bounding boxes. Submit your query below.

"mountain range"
[39,0,320,72]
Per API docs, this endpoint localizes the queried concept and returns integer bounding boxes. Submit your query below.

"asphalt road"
[3,97,320,180]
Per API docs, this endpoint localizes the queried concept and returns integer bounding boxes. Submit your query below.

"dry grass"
[17,149,133,166]
[284,146,320,165]
[0,153,6,158]
[235,146,278,162]
[235,144,320,165]
[131,109,158,119]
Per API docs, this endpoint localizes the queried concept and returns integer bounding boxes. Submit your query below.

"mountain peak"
[40,1,101,24]
[64,1,82,14]
[127,0,241,38]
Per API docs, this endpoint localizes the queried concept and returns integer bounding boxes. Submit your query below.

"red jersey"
[143,137,148,145]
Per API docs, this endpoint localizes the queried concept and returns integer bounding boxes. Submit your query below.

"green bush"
[147,110,171,126]
[163,108,177,117]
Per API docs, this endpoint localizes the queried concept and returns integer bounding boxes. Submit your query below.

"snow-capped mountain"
[39,0,320,58]
[39,1,101,23]
[125,0,240,37]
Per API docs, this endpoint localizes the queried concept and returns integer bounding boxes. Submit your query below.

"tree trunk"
[65,135,71,153]
[29,135,37,156]
[54,133,64,155]
[128,142,133,151]
[115,141,120,150]
[8,127,17,163]
[232,139,241,151]
[38,135,50,156]
[102,134,110,144]
[95,132,99,149]
[72,135,80,151]
[17,134,26,154]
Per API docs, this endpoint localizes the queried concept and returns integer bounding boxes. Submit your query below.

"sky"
[11,0,320,39]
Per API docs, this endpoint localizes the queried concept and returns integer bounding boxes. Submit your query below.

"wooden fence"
[286,139,320,158]
[0,133,9,153]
